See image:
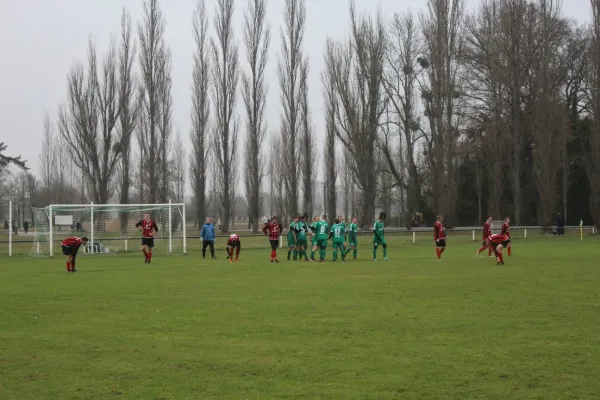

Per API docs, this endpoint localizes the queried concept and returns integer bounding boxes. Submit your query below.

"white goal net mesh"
[30,204,186,257]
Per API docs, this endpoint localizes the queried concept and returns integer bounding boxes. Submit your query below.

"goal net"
[30,203,187,257]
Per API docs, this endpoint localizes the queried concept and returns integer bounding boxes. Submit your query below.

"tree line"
[1,0,600,231]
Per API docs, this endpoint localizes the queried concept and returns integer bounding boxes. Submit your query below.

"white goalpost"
[30,202,187,257]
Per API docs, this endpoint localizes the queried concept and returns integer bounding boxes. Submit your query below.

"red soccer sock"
[148,252,152,261]
[507,246,511,256]
[477,246,486,253]
[488,247,492,256]
[440,247,445,257]
[143,249,148,260]
[271,250,276,259]
[435,248,440,259]
[66,261,71,272]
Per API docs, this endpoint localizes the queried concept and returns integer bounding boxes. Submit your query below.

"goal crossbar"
[42,202,186,257]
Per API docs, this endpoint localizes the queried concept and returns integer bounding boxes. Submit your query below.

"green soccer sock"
[373,247,377,260]
[310,250,315,260]
[293,250,298,260]
[333,248,338,260]
[353,248,357,258]
[383,247,388,259]
[287,250,292,259]
[320,248,325,261]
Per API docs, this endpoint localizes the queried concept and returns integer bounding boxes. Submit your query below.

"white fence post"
[168,199,173,253]
[182,204,187,254]
[48,205,53,257]
[8,200,12,257]
[472,230,475,241]
[412,231,416,244]
[524,228,527,238]
[90,202,94,254]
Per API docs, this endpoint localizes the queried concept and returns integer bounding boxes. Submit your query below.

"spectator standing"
[200,217,217,259]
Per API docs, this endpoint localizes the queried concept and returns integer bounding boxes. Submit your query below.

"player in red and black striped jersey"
[501,216,511,256]
[262,216,282,263]
[135,213,159,264]
[434,215,446,259]
[226,234,241,263]
[487,233,509,265]
[477,215,493,257]
[61,236,88,272]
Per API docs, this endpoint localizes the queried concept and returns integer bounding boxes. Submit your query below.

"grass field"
[1,235,599,399]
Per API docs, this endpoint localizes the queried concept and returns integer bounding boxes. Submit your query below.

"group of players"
[261,213,376,263]
[57,212,512,271]
[476,215,512,265]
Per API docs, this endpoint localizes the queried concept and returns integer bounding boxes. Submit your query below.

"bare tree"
[138,0,169,203]
[562,24,588,221]
[587,0,600,226]
[117,8,138,213]
[39,113,55,203]
[211,0,240,233]
[242,0,270,232]
[420,0,465,224]
[498,0,529,224]
[278,0,306,216]
[299,58,314,217]
[58,37,122,204]
[325,3,387,227]
[190,0,211,226]
[171,132,186,202]
[381,11,426,225]
[268,134,286,218]
[323,55,337,222]
[157,51,173,203]
[525,0,570,225]
[462,0,506,219]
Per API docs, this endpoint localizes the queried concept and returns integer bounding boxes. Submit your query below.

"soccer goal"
[30,202,187,257]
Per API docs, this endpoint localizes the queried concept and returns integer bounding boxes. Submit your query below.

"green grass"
[1,236,599,399]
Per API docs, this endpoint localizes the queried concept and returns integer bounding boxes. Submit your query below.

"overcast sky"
[0,0,591,176]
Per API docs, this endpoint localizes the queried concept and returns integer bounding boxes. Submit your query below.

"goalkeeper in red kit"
[61,236,88,272]
[501,216,512,256]
[477,215,493,257]
[262,216,282,263]
[226,234,241,263]
[487,233,509,265]
[135,213,159,264]
[434,215,446,259]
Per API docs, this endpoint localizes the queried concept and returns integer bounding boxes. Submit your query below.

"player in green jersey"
[330,216,347,261]
[344,217,359,259]
[373,212,388,261]
[309,216,319,261]
[314,215,330,262]
[287,215,300,260]
[296,214,310,261]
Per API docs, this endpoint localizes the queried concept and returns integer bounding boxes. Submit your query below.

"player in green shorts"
[313,215,329,262]
[330,216,347,261]
[373,212,388,261]
[309,216,319,261]
[296,214,310,261]
[344,216,359,260]
[287,215,299,260]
